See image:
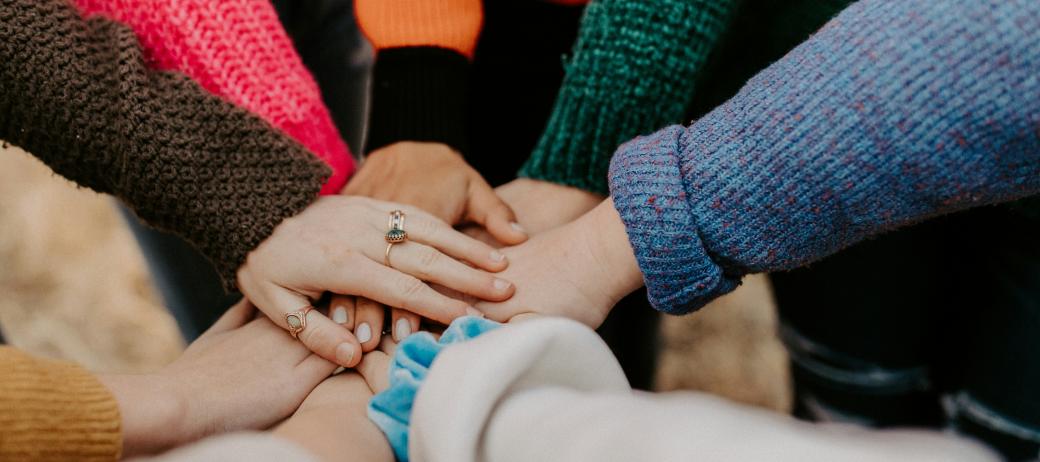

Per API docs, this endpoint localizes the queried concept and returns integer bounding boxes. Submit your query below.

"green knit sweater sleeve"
[519,0,737,195]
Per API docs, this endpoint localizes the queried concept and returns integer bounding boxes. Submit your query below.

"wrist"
[582,199,644,304]
[99,374,188,457]
[275,408,393,462]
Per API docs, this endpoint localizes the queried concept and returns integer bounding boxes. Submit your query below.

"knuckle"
[418,246,441,273]
[301,323,346,357]
[414,216,439,237]
[398,277,426,300]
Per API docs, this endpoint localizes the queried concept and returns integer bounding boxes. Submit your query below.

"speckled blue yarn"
[609,0,1040,315]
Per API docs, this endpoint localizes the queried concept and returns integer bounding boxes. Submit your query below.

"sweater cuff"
[520,86,676,196]
[0,348,122,461]
[608,125,741,315]
[367,317,500,462]
[365,47,470,155]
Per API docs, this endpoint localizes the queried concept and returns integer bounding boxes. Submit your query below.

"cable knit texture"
[73,0,354,194]
[521,0,737,195]
[0,348,121,462]
[0,0,330,289]
[609,0,1040,314]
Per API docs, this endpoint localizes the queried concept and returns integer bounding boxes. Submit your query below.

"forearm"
[71,0,355,194]
[581,199,644,304]
[521,0,737,195]
[97,375,185,458]
[354,0,481,154]
[274,408,392,462]
[0,0,329,287]
[0,348,121,462]
[609,0,1040,314]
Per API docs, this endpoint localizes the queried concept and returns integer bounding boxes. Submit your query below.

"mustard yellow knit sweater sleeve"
[0,347,122,461]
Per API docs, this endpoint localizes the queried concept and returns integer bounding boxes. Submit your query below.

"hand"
[475,199,644,327]
[343,142,527,341]
[237,195,514,367]
[495,178,605,235]
[463,178,604,247]
[273,372,393,462]
[345,142,527,243]
[99,300,337,457]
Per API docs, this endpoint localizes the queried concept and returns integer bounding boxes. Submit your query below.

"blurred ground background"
[0,144,790,411]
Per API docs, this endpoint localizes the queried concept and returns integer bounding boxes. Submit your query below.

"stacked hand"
[236,195,515,367]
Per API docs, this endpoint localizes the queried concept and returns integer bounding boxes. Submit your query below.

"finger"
[260,286,362,368]
[354,297,384,352]
[337,260,482,326]
[389,241,515,302]
[391,308,420,342]
[379,205,509,272]
[295,353,339,385]
[466,181,528,246]
[329,294,356,329]
[356,350,392,394]
[378,334,399,356]
[199,298,255,338]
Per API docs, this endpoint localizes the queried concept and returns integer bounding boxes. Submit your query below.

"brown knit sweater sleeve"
[0,347,122,462]
[0,0,330,287]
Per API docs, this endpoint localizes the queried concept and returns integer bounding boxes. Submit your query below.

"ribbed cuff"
[366,47,470,155]
[608,126,741,315]
[520,85,682,196]
[519,0,737,196]
[0,348,122,462]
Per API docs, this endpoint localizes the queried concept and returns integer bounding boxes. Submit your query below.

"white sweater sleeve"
[410,318,998,462]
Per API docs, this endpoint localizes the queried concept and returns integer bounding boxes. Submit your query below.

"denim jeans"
[773,205,1040,461]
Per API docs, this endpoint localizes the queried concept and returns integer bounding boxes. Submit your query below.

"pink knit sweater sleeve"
[72,0,355,194]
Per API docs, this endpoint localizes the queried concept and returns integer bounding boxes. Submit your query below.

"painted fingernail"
[510,222,527,234]
[490,250,506,262]
[465,306,485,318]
[395,318,412,341]
[494,278,512,291]
[356,323,372,343]
[335,343,355,365]
[332,306,348,325]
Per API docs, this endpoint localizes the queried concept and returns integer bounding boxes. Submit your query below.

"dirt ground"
[0,144,790,411]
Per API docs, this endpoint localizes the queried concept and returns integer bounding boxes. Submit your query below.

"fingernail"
[490,250,506,262]
[394,318,412,341]
[465,306,485,318]
[356,323,372,343]
[332,306,348,325]
[332,366,345,375]
[335,343,355,365]
[510,222,527,234]
[494,278,512,291]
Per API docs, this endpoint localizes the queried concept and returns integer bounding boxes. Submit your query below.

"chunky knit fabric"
[520,0,737,195]
[0,0,330,288]
[0,348,122,462]
[609,0,1040,315]
[73,0,354,194]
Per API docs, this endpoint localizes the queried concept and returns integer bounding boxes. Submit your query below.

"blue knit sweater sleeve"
[608,0,1040,315]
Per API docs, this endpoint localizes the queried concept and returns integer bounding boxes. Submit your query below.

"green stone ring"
[385,228,408,243]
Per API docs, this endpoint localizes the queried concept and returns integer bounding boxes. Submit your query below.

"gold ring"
[385,242,395,267]
[285,306,313,339]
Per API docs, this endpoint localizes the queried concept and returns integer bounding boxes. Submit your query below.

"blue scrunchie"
[367,316,501,461]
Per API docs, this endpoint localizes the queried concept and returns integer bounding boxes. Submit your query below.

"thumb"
[467,180,528,245]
